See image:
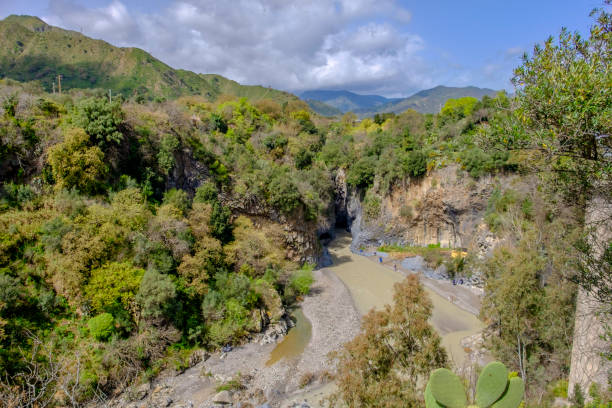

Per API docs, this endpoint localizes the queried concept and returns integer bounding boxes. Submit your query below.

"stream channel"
[267,229,483,367]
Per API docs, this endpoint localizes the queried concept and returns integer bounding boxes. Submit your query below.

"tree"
[47,128,107,194]
[85,262,144,315]
[482,3,612,315]
[74,97,123,145]
[136,269,176,320]
[331,275,447,407]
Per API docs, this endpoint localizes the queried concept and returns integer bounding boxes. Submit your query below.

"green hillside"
[304,99,343,116]
[359,85,498,115]
[0,15,299,103]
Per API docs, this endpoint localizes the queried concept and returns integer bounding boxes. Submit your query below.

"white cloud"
[41,0,434,96]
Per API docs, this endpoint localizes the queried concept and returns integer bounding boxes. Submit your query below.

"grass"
[377,243,454,268]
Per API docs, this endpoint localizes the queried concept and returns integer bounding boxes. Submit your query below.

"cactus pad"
[429,368,467,408]
[476,361,509,407]
[491,377,525,408]
[425,381,445,408]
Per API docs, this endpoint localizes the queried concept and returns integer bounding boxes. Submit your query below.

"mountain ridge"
[302,85,499,116]
[0,15,299,104]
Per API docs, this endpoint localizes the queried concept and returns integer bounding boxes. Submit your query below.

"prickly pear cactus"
[425,362,524,408]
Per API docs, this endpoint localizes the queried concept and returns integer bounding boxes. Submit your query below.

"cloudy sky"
[0,0,599,97]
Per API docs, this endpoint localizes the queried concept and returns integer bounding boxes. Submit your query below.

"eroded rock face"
[344,165,508,255]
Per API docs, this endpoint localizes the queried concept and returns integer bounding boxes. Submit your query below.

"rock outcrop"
[344,165,508,255]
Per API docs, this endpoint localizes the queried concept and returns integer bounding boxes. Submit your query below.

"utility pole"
[58,75,62,95]
[52,81,55,94]
[108,89,112,103]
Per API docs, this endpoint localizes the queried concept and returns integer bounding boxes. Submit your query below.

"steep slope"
[0,15,299,104]
[300,89,401,112]
[200,74,299,104]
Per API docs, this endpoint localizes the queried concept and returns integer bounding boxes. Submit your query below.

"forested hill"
[0,15,299,103]
[303,85,498,116]
[368,85,498,115]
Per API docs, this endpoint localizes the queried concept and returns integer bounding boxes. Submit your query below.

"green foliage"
[363,191,381,220]
[440,96,478,120]
[267,167,301,214]
[39,216,72,252]
[289,265,314,296]
[347,156,377,188]
[332,275,447,407]
[194,181,218,204]
[162,188,190,214]
[85,262,144,314]
[209,201,232,243]
[136,269,176,320]
[47,128,108,194]
[74,97,123,145]
[0,182,34,208]
[429,368,467,408]
[157,134,180,175]
[460,148,510,178]
[476,362,509,408]
[425,362,524,408]
[87,313,115,341]
[402,149,428,178]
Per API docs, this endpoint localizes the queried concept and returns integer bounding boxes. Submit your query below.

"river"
[269,229,483,367]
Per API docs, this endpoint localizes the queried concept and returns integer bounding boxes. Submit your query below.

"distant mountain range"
[302,86,499,117]
[0,15,299,104]
[1,15,499,118]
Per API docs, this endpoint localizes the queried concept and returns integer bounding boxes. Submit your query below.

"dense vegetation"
[0,3,610,407]
[0,73,518,405]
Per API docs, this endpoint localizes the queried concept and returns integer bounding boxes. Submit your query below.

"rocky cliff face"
[342,165,506,256]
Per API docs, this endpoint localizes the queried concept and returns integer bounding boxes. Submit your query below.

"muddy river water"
[269,229,483,367]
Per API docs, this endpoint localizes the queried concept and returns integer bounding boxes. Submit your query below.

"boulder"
[212,390,233,404]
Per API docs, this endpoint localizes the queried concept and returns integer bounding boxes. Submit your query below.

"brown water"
[327,230,483,366]
[265,308,312,366]
[266,230,483,368]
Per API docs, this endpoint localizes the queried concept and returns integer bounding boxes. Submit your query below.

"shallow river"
[269,229,483,367]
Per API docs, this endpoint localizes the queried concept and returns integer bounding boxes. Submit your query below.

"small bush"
[300,372,315,388]
[363,191,381,220]
[290,265,314,296]
[194,181,218,204]
[347,156,377,188]
[402,150,428,178]
[163,188,190,214]
[88,313,115,341]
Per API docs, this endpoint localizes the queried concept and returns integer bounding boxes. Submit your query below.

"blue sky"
[0,0,601,96]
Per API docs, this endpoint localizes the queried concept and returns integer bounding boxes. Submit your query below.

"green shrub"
[40,217,72,252]
[88,313,115,341]
[347,156,377,188]
[363,191,381,220]
[74,97,123,145]
[158,134,180,175]
[267,170,301,214]
[163,188,190,214]
[402,150,428,178]
[290,265,314,296]
[136,269,176,320]
[209,201,233,243]
[194,181,218,204]
[47,128,108,194]
[0,183,35,208]
[85,262,144,314]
